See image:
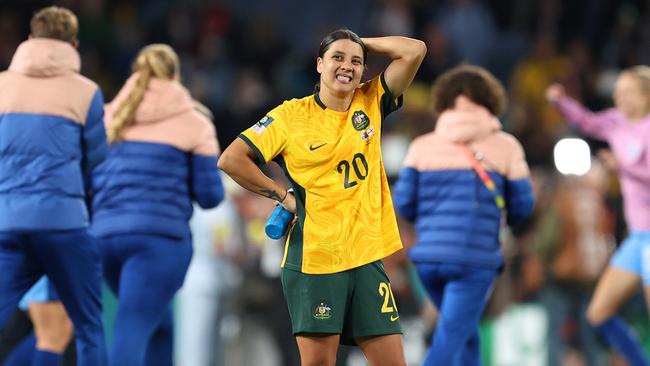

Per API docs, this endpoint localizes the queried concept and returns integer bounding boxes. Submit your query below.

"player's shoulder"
[187,108,215,131]
[412,131,436,145]
[69,73,101,95]
[494,130,524,150]
[407,132,439,154]
[270,95,313,119]
[286,94,312,111]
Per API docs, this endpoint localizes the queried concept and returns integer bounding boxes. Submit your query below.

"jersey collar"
[314,92,327,110]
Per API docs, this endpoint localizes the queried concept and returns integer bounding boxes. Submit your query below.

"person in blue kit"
[394,65,535,366]
[0,6,108,366]
[91,44,224,366]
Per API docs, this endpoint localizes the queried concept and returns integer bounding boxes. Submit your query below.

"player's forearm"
[554,96,590,125]
[361,36,426,61]
[218,147,286,202]
[362,36,425,97]
[553,96,614,141]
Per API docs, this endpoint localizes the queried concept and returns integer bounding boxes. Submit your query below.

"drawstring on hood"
[9,38,80,77]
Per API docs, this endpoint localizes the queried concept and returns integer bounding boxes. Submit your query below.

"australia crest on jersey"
[351,110,370,131]
[252,115,274,135]
[313,302,332,320]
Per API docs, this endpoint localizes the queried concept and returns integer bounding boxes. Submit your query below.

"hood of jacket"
[109,73,194,124]
[8,38,80,77]
[434,96,502,143]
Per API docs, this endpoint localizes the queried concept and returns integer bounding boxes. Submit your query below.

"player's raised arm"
[361,36,426,97]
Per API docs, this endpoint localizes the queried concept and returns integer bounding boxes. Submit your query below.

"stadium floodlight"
[553,138,591,176]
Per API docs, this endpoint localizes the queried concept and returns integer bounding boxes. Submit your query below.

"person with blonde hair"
[547,65,650,366]
[0,5,108,366]
[91,44,224,366]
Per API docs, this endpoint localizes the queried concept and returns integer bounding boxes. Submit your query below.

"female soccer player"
[546,66,650,366]
[91,44,224,366]
[218,29,426,365]
[393,65,535,366]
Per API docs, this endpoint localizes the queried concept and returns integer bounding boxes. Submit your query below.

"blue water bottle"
[265,190,295,240]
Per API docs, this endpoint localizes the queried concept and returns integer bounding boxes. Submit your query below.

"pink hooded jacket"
[90,74,223,239]
[0,38,107,230]
[105,73,219,156]
[393,96,534,269]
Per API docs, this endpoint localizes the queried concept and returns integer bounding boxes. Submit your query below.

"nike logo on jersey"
[390,314,400,322]
[309,143,327,151]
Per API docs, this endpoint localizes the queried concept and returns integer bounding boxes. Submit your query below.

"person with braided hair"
[90,44,224,366]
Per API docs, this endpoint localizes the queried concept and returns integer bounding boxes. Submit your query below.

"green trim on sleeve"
[379,72,404,119]
[274,155,306,272]
[238,133,265,166]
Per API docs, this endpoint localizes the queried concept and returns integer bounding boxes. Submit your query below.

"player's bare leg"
[587,267,640,325]
[356,334,406,366]
[30,301,73,353]
[295,334,340,366]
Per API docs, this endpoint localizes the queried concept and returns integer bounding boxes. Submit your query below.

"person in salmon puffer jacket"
[393,64,535,366]
[0,6,108,366]
[90,44,224,366]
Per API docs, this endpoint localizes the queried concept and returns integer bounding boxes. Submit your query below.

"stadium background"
[2,0,650,365]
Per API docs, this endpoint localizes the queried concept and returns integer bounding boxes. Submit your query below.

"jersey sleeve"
[554,96,617,141]
[238,101,291,165]
[82,88,108,175]
[377,72,404,119]
[190,116,224,209]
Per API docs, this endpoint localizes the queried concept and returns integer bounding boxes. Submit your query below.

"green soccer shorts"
[281,260,402,345]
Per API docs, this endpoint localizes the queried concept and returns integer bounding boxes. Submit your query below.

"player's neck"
[318,87,353,112]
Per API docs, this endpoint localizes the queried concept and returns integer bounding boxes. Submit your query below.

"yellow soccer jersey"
[240,73,403,274]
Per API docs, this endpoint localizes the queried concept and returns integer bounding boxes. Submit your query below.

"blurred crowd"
[2,0,650,365]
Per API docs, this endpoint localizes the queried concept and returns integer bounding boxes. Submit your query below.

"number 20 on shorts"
[378,282,398,313]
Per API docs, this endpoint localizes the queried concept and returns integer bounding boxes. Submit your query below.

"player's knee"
[34,316,74,352]
[586,302,613,326]
[300,352,337,366]
[366,352,407,366]
[365,355,406,366]
[376,359,406,366]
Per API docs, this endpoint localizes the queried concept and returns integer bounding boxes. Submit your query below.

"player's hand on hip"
[281,190,297,214]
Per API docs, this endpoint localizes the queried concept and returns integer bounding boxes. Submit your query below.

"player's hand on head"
[545,83,565,102]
